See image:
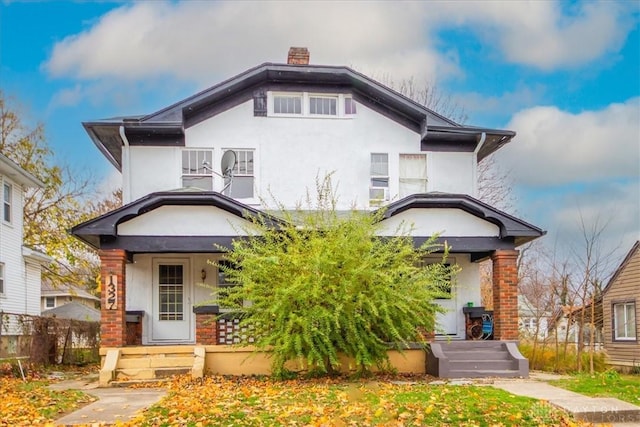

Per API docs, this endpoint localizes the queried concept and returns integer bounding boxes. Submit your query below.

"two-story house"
[0,152,49,353]
[72,48,543,382]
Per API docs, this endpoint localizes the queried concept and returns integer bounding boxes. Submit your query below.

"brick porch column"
[491,249,519,341]
[99,249,127,347]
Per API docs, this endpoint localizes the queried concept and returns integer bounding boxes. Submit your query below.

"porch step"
[100,346,206,386]
[449,360,516,371]
[426,341,528,379]
[116,367,191,381]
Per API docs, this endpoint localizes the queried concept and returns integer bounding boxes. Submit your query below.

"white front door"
[435,287,458,336]
[151,259,193,342]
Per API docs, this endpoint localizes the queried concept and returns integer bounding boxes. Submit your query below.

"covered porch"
[72,192,544,384]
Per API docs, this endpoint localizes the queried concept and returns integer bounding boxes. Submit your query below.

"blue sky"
[1,0,639,263]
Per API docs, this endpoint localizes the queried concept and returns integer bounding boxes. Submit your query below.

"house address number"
[106,274,118,310]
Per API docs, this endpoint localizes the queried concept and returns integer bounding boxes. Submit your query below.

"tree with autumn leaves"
[215,177,457,377]
[0,91,121,291]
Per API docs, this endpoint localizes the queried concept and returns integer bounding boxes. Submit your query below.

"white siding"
[124,99,478,208]
[0,175,35,315]
[117,205,253,236]
[376,208,500,238]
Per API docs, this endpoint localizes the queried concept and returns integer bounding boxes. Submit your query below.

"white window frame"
[45,296,55,308]
[344,96,357,115]
[268,92,356,118]
[181,149,214,191]
[224,148,255,201]
[399,153,427,198]
[613,301,636,341]
[271,93,303,116]
[0,263,4,296]
[3,181,12,224]
[308,94,338,116]
[370,153,389,205]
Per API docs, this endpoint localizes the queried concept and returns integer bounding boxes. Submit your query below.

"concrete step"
[447,369,523,378]
[117,355,195,369]
[449,360,516,371]
[445,350,512,361]
[115,367,191,381]
[435,341,507,351]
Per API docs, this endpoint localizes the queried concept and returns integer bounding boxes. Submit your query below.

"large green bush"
[214,181,455,377]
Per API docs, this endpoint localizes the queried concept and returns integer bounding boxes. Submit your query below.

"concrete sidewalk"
[492,378,640,426]
[49,378,166,426]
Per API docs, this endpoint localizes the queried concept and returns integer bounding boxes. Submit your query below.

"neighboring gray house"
[41,282,99,312]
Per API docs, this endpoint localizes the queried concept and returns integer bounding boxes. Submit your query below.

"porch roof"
[71,191,544,260]
[378,193,545,248]
[70,190,283,250]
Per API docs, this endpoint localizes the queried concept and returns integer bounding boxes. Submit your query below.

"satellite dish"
[221,150,237,178]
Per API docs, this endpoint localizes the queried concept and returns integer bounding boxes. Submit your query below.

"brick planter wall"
[195,313,218,345]
[491,250,519,341]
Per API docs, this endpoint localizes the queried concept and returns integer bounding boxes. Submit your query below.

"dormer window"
[273,94,302,115]
[268,92,355,118]
[309,96,337,116]
[344,97,357,115]
[182,149,214,190]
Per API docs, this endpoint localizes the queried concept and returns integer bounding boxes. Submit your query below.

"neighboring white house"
[0,153,47,317]
[73,48,544,353]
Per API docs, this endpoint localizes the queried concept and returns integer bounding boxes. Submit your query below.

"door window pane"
[159,265,184,321]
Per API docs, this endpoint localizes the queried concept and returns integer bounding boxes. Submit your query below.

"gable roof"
[71,190,283,250]
[42,301,100,322]
[41,282,99,302]
[83,63,515,171]
[602,240,640,295]
[378,193,545,247]
[0,153,44,188]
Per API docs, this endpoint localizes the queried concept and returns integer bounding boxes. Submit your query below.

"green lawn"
[126,375,580,426]
[550,370,640,406]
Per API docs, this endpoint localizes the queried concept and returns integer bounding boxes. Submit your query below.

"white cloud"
[428,1,636,70]
[44,1,456,86]
[498,98,640,186]
[44,1,634,89]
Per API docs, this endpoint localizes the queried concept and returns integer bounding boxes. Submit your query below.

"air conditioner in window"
[369,187,389,202]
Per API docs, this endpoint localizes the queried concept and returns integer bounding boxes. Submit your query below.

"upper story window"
[182,149,214,190]
[0,263,4,295]
[613,301,636,341]
[370,153,389,204]
[226,149,254,199]
[268,92,356,118]
[3,182,12,223]
[274,95,302,115]
[399,154,427,198]
[344,97,357,115]
[309,96,337,116]
[45,296,55,308]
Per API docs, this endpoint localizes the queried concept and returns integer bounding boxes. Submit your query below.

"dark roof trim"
[378,193,545,247]
[602,240,640,295]
[70,191,282,250]
[83,63,517,170]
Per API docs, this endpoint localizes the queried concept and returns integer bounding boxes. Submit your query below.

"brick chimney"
[287,47,310,65]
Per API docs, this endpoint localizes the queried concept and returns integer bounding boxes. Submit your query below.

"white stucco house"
[0,153,48,343]
[72,48,544,382]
